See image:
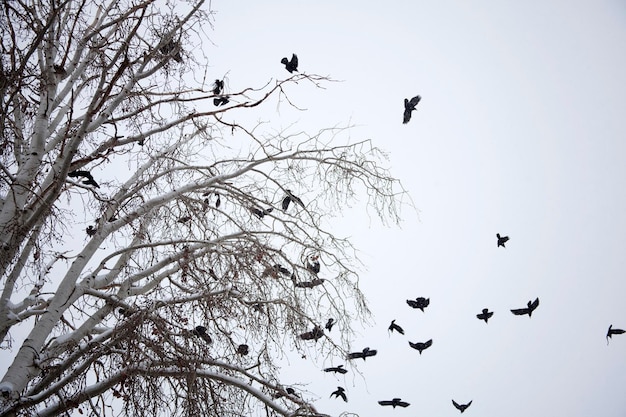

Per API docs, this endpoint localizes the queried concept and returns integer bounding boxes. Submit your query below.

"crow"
[476,308,494,323]
[378,398,410,408]
[177,216,191,223]
[511,298,540,317]
[160,39,183,63]
[402,95,421,124]
[409,339,433,354]
[213,79,224,95]
[273,387,297,399]
[607,324,626,344]
[191,326,212,343]
[282,189,305,211]
[325,318,336,332]
[294,278,325,288]
[323,365,347,374]
[250,207,274,219]
[272,264,292,277]
[330,386,347,402]
[86,225,97,237]
[237,344,249,355]
[406,297,430,312]
[214,96,229,106]
[497,233,509,248]
[300,325,324,341]
[452,399,473,413]
[215,193,221,208]
[306,255,320,274]
[281,53,298,73]
[347,347,377,361]
[388,319,404,335]
[68,170,100,188]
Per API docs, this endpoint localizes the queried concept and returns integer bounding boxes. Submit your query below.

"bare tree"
[0,1,406,416]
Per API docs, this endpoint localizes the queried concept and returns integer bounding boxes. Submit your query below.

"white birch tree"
[0,1,405,416]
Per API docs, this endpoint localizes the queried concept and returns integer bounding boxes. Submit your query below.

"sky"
[206,1,626,417]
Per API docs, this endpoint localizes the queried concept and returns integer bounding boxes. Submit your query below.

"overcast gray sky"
[208,1,626,416]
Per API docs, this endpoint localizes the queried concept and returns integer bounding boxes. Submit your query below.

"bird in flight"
[347,347,377,361]
[330,387,347,402]
[212,79,224,95]
[402,95,421,124]
[497,233,509,248]
[192,325,212,343]
[452,399,473,413]
[281,53,298,73]
[249,206,273,219]
[323,365,348,374]
[213,96,229,106]
[511,298,540,317]
[325,318,336,332]
[300,325,324,341]
[378,398,410,408]
[408,339,433,354]
[388,319,404,335]
[68,170,100,188]
[476,308,494,323]
[607,325,626,344]
[407,297,430,312]
[282,189,305,211]
[294,278,325,288]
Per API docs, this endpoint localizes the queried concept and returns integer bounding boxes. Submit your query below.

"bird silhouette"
[607,324,626,344]
[497,233,509,248]
[213,96,229,106]
[237,344,249,355]
[306,255,321,274]
[177,216,191,223]
[86,225,96,237]
[281,53,298,73]
[160,39,183,62]
[323,365,348,374]
[294,278,325,288]
[270,264,291,277]
[347,347,377,361]
[68,170,100,188]
[511,298,540,317]
[408,339,433,354]
[212,79,224,95]
[476,308,494,323]
[250,206,273,219]
[325,318,336,332]
[330,386,347,402]
[191,325,212,343]
[406,297,430,311]
[388,319,404,335]
[452,399,473,413]
[402,95,421,124]
[299,325,324,341]
[282,189,305,211]
[214,193,221,208]
[378,398,410,408]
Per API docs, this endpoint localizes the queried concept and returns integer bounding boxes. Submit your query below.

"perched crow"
[282,189,305,211]
[402,95,421,124]
[273,264,292,277]
[294,278,325,288]
[300,325,324,341]
[511,298,540,317]
[250,207,274,219]
[86,225,97,237]
[177,216,191,223]
[388,319,404,335]
[323,365,347,374]
[214,96,229,106]
[68,170,100,188]
[452,399,473,413]
[160,40,183,63]
[408,339,433,354]
[476,308,494,323]
[213,79,224,95]
[237,344,249,355]
[378,398,410,408]
[273,387,297,399]
[192,326,212,343]
[281,53,298,73]
[325,318,336,332]
[407,297,430,312]
[497,233,509,248]
[330,386,347,402]
[347,347,377,361]
[607,324,626,344]
[306,255,321,274]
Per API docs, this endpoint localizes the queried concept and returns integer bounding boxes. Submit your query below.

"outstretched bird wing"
[290,54,298,69]
[511,307,530,316]
[529,297,540,311]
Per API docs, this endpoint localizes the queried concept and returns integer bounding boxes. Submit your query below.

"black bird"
[281,53,298,73]
[378,398,410,408]
[272,264,292,277]
[406,297,430,312]
[212,79,224,95]
[306,255,321,274]
[388,319,404,335]
[282,189,305,211]
[86,225,97,237]
[273,387,298,399]
[511,298,540,317]
[607,324,626,344]
[402,95,421,124]
[294,278,325,288]
[325,318,336,332]
[177,216,191,223]
[237,344,249,355]
[497,233,509,248]
[330,386,347,402]
[160,39,183,63]
[68,170,100,188]
[347,347,377,361]
[215,193,221,208]
[409,339,433,354]
[191,326,212,343]
[300,325,324,341]
[452,399,473,413]
[323,365,348,374]
[214,96,229,106]
[250,206,273,219]
[476,308,494,323]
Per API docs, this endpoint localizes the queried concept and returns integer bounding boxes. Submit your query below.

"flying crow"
[214,96,229,106]
[347,347,377,361]
[68,170,100,188]
[294,278,325,288]
[250,206,273,219]
[388,319,404,335]
[281,53,298,73]
[378,398,410,408]
[607,324,626,344]
[497,233,509,248]
[330,387,347,402]
[282,189,305,211]
[323,365,348,374]
[409,339,433,354]
[407,297,430,312]
[452,399,473,413]
[402,95,421,124]
[213,79,224,95]
[511,298,540,317]
[300,325,324,341]
[476,308,494,323]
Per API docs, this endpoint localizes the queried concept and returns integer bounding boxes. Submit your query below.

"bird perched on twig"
[237,344,249,355]
[476,308,494,323]
[497,233,509,248]
[409,339,432,354]
[402,95,421,124]
[378,398,410,408]
[388,319,404,335]
[282,189,305,211]
[511,298,540,317]
[330,386,347,402]
[407,297,430,312]
[607,324,625,345]
[323,365,347,374]
[347,347,377,361]
[281,53,298,73]
[452,399,473,413]
[306,255,320,274]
